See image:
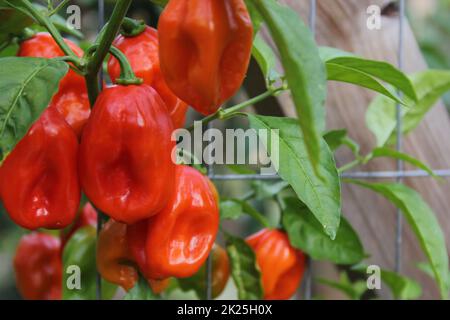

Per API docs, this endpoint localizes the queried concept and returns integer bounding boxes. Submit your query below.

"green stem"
[86,0,132,78]
[120,17,146,37]
[87,45,142,85]
[187,87,286,131]
[338,159,361,173]
[17,0,78,59]
[48,0,70,16]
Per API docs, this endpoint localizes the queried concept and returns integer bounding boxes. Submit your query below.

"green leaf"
[251,180,289,200]
[62,226,97,300]
[347,181,449,299]
[252,35,280,87]
[124,276,159,300]
[323,129,360,156]
[366,70,450,146]
[245,0,263,34]
[0,57,68,160]
[0,7,33,43]
[220,198,271,228]
[319,46,417,102]
[149,0,169,7]
[367,147,437,178]
[417,262,450,290]
[282,198,365,264]
[225,233,263,300]
[317,272,367,300]
[380,269,422,300]
[247,115,341,239]
[326,62,406,105]
[253,0,327,174]
[226,164,256,175]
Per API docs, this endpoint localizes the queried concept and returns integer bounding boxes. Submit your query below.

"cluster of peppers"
[5,0,306,300]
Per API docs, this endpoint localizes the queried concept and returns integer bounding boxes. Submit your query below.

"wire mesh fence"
[95,0,447,300]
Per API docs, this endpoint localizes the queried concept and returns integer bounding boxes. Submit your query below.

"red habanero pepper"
[108,26,188,128]
[79,85,176,224]
[14,232,62,300]
[246,229,306,300]
[18,32,90,136]
[158,0,253,115]
[0,108,80,230]
[61,202,98,248]
[127,165,219,279]
[97,219,138,291]
[97,219,171,293]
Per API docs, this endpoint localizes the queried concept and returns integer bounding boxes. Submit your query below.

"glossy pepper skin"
[79,85,176,224]
[97,219,138,291]
[18,32,90,136]
[108,26,188,128]
[210,244,230,298]
[158,0,253,115]
[61,202,97,248]
[0,108,80,230]
[97,219,171,293]
[14,232,62,300]
[127,165,219,279]
[246,229,306,300]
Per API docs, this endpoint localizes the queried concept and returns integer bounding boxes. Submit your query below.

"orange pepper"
[158,0,253,115]
[247,229,306,300]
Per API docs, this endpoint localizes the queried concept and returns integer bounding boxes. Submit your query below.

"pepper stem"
[87,44,142,85]
[120,17,146,37]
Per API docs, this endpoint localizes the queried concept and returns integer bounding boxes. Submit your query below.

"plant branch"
[187,86,286,131]
[16,0,78,59]
[48,0,70,17]
[86,0,132,78]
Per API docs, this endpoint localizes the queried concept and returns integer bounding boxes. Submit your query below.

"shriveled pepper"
[14,232,62,300]
[158,0,253,115]
[79,84,176,224]
[18,32,90,136]
[0,108,80,230]
[97,219,170,294]
[61,202,98,248]
[246,229,306,300]
[108,24,188,128]
[127,165,219,279]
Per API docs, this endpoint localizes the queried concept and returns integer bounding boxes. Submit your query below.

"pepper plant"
[0,0,449,300]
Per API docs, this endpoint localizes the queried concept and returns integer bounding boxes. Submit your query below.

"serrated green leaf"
[247,115,341,239]
[347,181,449,299]
[225,233,263,300]
[282,198,365,264]
[0,57,68,160]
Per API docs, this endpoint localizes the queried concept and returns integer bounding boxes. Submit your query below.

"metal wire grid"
[94,0,445,300]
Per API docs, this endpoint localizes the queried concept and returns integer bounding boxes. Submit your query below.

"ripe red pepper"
[79,85,176,224]
[108,26,187,128]
[246,229,306,300]
[97,219,138,291]
[0,108,80,230]
[97,219,171,293]
[127,165,219,279]
[158,0,253,115]
[18,32,90,137]
[14,232,62,300]
[61,202,98,248]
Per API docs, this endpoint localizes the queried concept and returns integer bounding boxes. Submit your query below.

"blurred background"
[1,0,449,299]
